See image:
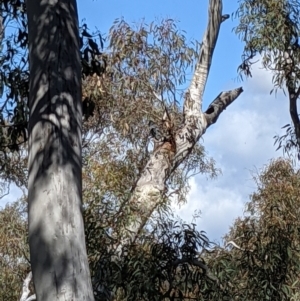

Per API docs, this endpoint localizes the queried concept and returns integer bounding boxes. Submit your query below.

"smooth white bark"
[27,1,94,300]
[20,272,36,301]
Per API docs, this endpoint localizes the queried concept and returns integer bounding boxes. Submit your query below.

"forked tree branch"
[121,0,244,244]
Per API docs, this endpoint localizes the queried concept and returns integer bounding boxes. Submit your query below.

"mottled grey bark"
[27,1,94,300]
[124,0,243,243]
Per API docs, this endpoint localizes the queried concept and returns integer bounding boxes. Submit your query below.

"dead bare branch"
[20,272,36,301]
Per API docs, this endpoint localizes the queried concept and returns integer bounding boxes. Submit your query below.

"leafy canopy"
[235,0,300,156]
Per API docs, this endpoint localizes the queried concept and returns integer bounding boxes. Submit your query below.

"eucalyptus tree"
[0,0,246,299]
[213,159,300,301]
[115,0,243,244]
[235,0,300,156]
[0,200,29,301]
[26,0,94,300]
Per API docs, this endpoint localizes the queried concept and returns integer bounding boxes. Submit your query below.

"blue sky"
[77,0,244,107]
[1,1,291,242]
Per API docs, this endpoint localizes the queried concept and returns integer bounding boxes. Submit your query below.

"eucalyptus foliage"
[221,159,300,301]
[235,0,300,156]
[0,5,218,299]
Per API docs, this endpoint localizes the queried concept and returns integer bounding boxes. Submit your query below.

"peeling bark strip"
[27,1,94,300]
[20,272,36,301]
[124,0,243,243]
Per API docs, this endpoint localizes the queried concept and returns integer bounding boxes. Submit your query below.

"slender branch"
[120,0,244,245]
[226,240,253,252]
[226,241,244,251]
[173,87,243,172]
[289,90,299,126]
[296,86,300,100]
[0,183,10,199]
[283,49,300,147]
[286,80,300,146]
[184,0,223,115]
[173,257,219,283]
[20,272,36,301]
[205,87,244,127]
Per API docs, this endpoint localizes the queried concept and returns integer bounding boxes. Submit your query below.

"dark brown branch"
[288,90,300,145]
[296,87,300,100]
[282,48,300,147]
[285,59,300,146]
[173,258,219,284]
[221,14,230,22]
[289,91,299,125]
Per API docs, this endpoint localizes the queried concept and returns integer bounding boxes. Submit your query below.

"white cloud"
[0,184,23,209]
[0,63,292,245]
[174,177,245,243]
[173,64,291,243]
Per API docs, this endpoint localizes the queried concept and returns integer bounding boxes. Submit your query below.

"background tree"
[234,0,300,156]
[202,159,300,301]
[0,199,29,301]
[5,159,300,301]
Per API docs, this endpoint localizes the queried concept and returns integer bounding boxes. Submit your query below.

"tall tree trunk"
[27,1,94,300]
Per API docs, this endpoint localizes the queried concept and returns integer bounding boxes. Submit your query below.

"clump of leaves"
[235,0,300,156]
[82,18,218,246]
[0,15,220,301]
[222,158,300,300]
[88,215,222,301]
[0,198,30,301]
